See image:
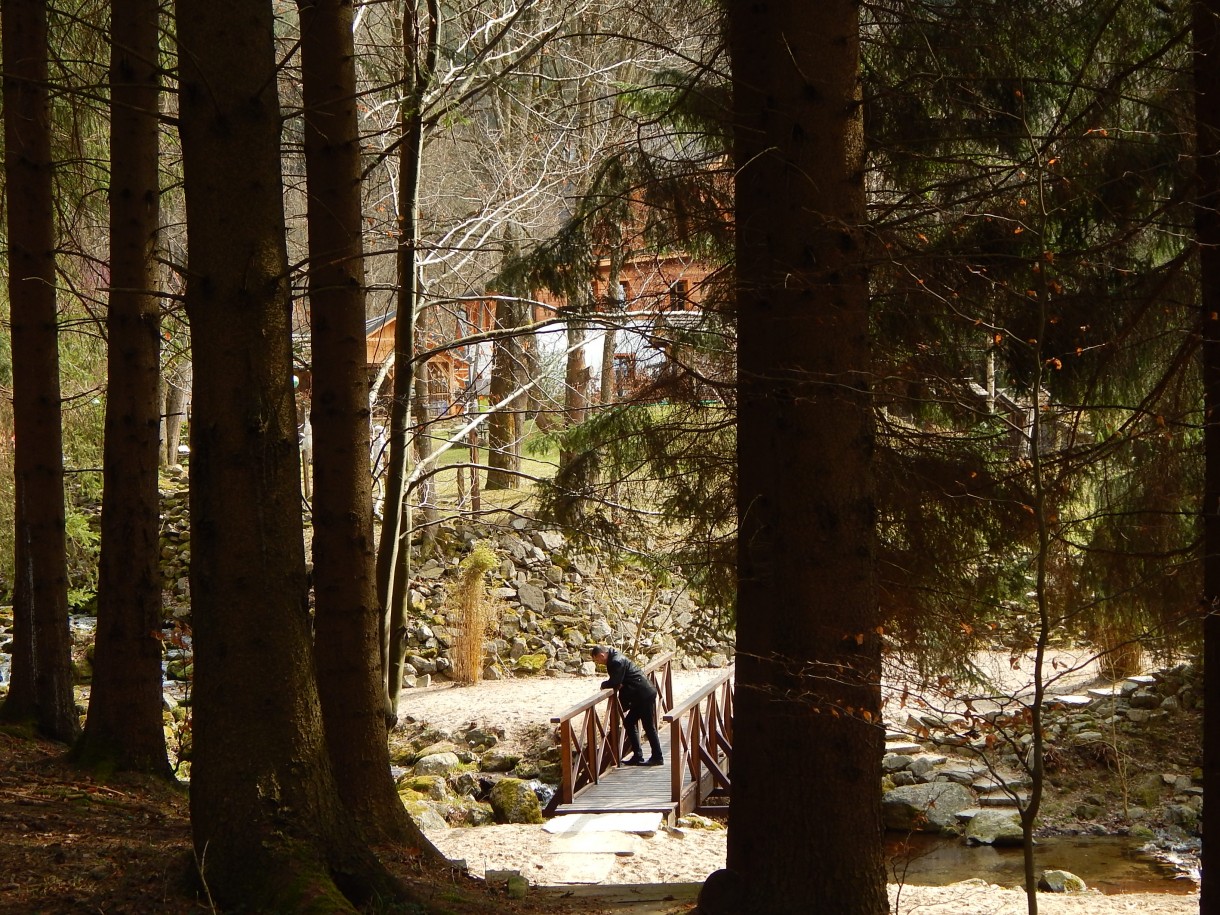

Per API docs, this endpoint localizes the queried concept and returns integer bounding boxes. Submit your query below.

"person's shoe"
[623,755,646,766]
[645,756,664,766]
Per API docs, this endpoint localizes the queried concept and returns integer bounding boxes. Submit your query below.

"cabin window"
[668,280,689,311]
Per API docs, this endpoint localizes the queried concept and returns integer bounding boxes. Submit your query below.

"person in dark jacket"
[591,645,663,766]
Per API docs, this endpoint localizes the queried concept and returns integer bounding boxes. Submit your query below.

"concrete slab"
[550,832,643,856]
[543,812,664,836]
[546,852,618,884]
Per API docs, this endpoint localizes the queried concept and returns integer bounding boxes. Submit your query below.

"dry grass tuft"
[451,540,500,684]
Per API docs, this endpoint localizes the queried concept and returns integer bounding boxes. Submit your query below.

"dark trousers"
[624,697,662,759]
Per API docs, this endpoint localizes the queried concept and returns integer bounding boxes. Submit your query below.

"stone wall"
[396,518,735,686]
[154,472,736,684]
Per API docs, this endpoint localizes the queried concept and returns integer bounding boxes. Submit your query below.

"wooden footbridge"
[547,652,733,823]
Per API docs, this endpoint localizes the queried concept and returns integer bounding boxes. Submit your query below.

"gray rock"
[935,764,985,786]
[882,782,974,832]
[1129,689,1161,710]
[413,751,462,776]
[1166,804,1200,831]
[531,530,566,552]
[407,654,436,674]
[909,756,944,780]
[462,727,500,750]
[883,754,913,773]
[570,554,599,578]
[516,582,547,615]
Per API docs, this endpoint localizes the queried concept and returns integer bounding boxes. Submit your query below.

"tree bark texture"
[297,0,428,849]
[1193,3,1220,911]
[177,0,401,906]
[76,0,171,777]
[724,1,887,913]
[484,296,526,489]
[0,0,79,743]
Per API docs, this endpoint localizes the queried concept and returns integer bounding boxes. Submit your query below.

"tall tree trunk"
[297,0,428,849]
[411,342,439,557]
[484,296,525,489]
[599,266,623,406]
[559,308,588,470]
[1194,3,1220,910]
[720,2,886,913]
[0,0,78,743]
[161,361,190,466]
[376,0,436,723]
[75,0,170,775]
[177,0,407,906]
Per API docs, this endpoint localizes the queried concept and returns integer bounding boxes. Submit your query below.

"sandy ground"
[396,658,1199,914]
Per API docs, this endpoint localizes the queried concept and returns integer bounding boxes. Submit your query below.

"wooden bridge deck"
[549,728,686,818]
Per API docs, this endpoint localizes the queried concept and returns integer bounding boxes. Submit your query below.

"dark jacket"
[600,648,657,707]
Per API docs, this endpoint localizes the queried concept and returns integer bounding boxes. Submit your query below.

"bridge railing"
[550,651,675,808]
[663,666,733,815]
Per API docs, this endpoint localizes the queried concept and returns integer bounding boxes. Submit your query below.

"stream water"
[885,834,1198,895]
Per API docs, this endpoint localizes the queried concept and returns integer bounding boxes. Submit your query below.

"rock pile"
[391,719,558,828]
[880,663,1203,848]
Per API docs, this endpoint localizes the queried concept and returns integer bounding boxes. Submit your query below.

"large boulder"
[489,777,544,824]
[1039,869,1087,893]
[964,809,1024,846]
[882,782,974,832]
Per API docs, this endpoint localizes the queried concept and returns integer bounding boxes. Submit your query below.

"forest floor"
[0,654,1203,914]
[0,729,687,914]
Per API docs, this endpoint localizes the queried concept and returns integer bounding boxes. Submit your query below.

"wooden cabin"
[363,249,719,417]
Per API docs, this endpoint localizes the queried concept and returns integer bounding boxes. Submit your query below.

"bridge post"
[558,720,573,804]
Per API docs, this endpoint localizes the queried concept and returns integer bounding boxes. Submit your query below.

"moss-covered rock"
[513,653,548,674]
[444,796,496,827]
[480,750,520,773]
[488,778,543,824]
[1038,869,1087,893]
[398,790,450,832]
[397,774,449,801]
